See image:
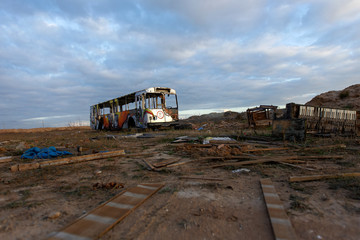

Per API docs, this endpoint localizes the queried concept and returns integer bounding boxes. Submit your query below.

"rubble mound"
[306,84,360,110]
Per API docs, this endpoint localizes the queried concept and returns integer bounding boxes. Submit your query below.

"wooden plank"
[287,155,343,160]
[301,144,346,151]
[179,176,223,181]
[0,156,12,163]
[278,162,316,171]
[124,153,153,158]
[212,158,305,168]
[200,156,254,161]
[48,183,163,240]
[182,144,213,148]
[142,159,157,171]
[165,159,198,168]
[243,147,289,152]
[289,172,360,182]
[260,178,297,240]
[11,150,125,172]
[152,159,179,168]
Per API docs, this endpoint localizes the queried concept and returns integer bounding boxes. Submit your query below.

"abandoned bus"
[90,87,179,130]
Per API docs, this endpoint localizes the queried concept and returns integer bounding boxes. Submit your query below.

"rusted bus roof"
[91,87,176,108]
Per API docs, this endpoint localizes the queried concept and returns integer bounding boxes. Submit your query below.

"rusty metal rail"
[48,183,164,240]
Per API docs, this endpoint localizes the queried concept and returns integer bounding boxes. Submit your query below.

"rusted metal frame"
[287,103,359,135]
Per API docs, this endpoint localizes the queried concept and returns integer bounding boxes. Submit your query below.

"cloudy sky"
[1,0,359,129]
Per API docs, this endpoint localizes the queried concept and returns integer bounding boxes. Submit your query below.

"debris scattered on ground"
[179,176,223,181]
[92,182,124,190]
[202,137,236,144]
[171,136,199,143]
[48,211,61,220]
[232,168,251,173]
[0,156,12,163]
[1,105,359,240]
[11,149,125,172]
[197,124,207,130]
[15,142,28,151]
[289,172,360,182]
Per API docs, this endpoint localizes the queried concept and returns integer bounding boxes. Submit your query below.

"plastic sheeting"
[21,147,72,159]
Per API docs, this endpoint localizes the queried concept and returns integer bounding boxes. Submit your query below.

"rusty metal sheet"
[260,178,297,240]
[48,183,164,240]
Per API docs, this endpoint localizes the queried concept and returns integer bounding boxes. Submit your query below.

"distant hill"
[185,111,245,123]
[306,84,360,110]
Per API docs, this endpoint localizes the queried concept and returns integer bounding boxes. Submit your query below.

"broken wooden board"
[242,147,289,153]
[166,159,198,168]
[0,156,12,163]
[152,159,179,168]
[11,150,125,172]
[48,183,164,240]
[142,159,157,171]
[260,178,297,240]
[301,144,346,151]
[212,158,305,168]
[289,172,360,182]
[179,176,223,181]
[286,155,343,160]
[278,162,316,171]
[199,156,254,161]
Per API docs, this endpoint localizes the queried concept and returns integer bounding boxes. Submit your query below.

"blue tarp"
[21,147,72,159]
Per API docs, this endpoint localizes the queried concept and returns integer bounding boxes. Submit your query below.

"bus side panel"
[118,111,130,129]
[103,115,110,129]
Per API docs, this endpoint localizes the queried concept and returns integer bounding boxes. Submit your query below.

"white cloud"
[0,0,359,128]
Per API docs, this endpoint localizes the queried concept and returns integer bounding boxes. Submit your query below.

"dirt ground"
[0,126,359,240]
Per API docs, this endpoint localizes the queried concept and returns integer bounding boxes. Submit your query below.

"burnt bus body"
[90,87,179,130]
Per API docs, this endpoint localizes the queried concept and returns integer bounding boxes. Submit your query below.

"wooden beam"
[166,159,198,168]
[289,172,360,182]
[48,183,163,240]
[260,178,297,240]
[278,162,316,171]
[301,144,346,151]
[152,159,179,168]
[287,155,343,160]
[199,156,254,161]
[242,147,289,152]
[212,158,305,168]
[142,159,157,171]
[11,150,125,172]
[0,156,12,163]
[179,176,223,181]
[124,153,153,158]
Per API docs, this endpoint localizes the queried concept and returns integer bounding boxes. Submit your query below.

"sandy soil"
[0,127,359,240]
[306,84,360,110]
